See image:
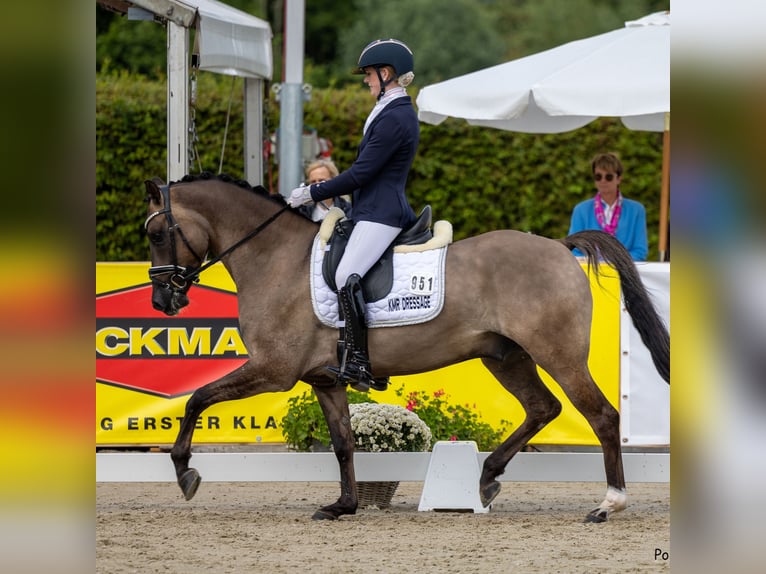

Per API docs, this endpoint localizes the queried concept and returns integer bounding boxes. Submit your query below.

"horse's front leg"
[170,362,284,500]
[311,385,357,520]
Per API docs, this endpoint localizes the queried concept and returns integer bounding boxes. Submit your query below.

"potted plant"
[347,401,432,508]
[348,402,432,453]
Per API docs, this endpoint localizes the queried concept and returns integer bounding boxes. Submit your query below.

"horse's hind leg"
[170,362,270,500]
[479,350,562,507]
[544,362,627,523]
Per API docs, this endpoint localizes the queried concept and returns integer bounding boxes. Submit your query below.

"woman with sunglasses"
[568,152,648,261]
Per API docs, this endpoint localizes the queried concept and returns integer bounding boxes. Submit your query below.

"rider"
[288,39,419,392]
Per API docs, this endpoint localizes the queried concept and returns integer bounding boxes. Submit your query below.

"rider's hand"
[288,185,313,207]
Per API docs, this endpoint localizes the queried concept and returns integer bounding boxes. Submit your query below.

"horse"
[143,172,669,523]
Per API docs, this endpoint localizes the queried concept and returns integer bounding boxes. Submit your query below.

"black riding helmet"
[352,39,414,100]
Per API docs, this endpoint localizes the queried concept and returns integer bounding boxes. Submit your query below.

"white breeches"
[335,220,402,288]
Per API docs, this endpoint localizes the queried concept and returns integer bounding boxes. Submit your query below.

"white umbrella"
[416,11,670,258]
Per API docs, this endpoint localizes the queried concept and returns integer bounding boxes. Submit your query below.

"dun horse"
[143,173,669,522]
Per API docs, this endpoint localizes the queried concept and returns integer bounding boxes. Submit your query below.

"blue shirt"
[568,196,648,261]
[309,97,418,229]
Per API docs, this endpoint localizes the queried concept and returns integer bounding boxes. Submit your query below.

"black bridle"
[145,183,289,293]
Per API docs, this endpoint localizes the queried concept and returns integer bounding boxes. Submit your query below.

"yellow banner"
[96,262,619,446]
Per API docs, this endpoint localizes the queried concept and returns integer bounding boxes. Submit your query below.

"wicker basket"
[356,481,400,509]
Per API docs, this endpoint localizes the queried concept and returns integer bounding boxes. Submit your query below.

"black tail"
[559,230,670,384]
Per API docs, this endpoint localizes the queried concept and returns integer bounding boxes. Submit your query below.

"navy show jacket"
[309,96,419,229]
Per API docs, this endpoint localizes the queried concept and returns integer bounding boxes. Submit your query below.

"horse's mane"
[175,172,289,209]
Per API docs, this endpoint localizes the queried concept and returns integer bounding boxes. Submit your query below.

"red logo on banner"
[96,284,248,397]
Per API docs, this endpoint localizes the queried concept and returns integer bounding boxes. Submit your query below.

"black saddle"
[322,206,433,302]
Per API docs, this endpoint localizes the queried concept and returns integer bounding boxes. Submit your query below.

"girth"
[322,206,433,302]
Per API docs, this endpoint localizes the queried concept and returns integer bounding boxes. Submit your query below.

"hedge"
[97,71,664,261]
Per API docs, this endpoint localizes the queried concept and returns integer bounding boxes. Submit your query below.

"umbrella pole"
[658,114,670,261]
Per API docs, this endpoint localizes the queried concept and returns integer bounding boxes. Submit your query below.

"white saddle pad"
[310,212,452,328]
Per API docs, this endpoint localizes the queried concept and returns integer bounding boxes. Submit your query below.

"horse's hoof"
[480,481,501,507]
[179,468,201,501]
[584,509,608,523]
[311,509,339,521]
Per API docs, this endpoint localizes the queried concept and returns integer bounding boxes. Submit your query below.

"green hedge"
[97,71,664,261]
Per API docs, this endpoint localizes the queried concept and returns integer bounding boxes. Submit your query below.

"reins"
[147,182,289,290]
[191,203,290,280]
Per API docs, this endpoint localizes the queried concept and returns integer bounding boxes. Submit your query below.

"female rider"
[288,39,419,392]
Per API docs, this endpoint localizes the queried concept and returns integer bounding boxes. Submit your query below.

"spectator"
[569,152,648,261]
[297,159,351,222]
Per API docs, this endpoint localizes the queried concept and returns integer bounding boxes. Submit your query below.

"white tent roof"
[128,0,272,79]
[416,11,669,133]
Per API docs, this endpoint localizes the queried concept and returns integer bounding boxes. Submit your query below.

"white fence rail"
[96,451,669,483]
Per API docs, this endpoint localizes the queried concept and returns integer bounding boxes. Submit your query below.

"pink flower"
[405,400,416,411]
[433,389,445,398]
[449,435,457,441]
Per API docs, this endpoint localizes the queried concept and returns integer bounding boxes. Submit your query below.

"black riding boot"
[328,274,388,392]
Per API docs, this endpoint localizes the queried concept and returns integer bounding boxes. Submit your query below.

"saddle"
[322,206,433,302]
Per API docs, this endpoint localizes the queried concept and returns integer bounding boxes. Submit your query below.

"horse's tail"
[559,230,670,384]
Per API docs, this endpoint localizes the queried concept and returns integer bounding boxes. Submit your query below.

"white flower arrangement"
[349,402,432,452]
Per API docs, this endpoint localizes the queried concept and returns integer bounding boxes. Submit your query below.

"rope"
[218,76,237,174]
[189,65,203,173]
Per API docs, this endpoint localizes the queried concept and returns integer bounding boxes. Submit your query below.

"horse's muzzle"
[152,282,189,316]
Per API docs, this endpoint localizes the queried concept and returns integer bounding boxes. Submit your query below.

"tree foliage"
[337,0,505,85]
[96,18,166,78]
[491,0,668,59]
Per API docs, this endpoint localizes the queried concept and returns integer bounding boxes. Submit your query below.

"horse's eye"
[148,231,165,245]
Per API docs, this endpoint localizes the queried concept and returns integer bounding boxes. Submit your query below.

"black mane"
[176,172,287,207]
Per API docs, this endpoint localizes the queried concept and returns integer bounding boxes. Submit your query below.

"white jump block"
[418,440,489,513]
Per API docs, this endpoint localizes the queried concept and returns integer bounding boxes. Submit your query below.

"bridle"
[145,183,289,294]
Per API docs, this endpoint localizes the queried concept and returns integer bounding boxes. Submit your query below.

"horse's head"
[143,178,206,316]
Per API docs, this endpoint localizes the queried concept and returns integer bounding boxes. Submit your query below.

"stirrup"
[325,363,389,392]
[368,377,390,392]
[324,365,370,391]
[347,376,390,393]
[330,358,372,387]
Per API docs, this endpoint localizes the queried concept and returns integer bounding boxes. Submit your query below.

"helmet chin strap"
[375,67,395,100]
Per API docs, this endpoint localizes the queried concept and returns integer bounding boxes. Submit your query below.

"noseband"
[145,182,288,295]
[145,184,205,293]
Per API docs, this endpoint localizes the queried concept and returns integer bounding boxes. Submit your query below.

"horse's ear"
[144,178,164,204]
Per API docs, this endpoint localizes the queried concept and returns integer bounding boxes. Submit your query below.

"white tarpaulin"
[194,0,272,79]
[128,0,273,79]
[416,11,669,133]
[621,264,670,446]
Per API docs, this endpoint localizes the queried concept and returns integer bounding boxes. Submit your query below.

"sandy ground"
[96,480,669,573]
